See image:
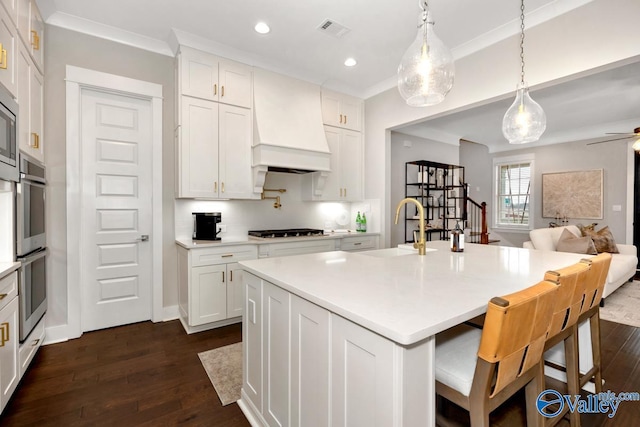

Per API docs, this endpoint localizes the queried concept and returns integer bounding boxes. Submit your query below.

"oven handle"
[17,248,47,265]
[19,175,46,187]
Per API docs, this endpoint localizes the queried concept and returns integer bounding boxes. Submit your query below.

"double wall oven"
[16,154,47,341]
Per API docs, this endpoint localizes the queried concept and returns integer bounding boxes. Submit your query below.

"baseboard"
[163,304,180,321]
[43,324,73,345]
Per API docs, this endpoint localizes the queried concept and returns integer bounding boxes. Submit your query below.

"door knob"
[136,235,149,242]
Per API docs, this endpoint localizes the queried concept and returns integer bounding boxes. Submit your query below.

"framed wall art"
[542,169,603,219]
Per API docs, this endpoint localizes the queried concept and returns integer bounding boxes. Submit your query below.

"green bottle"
[356,211,362,232]
[362,213,367,232]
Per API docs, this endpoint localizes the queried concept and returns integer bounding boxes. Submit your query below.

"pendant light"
[397,0,454,107]
[502,0,546,144]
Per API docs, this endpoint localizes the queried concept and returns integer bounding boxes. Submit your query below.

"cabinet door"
[0,6,17,97]
[339,95,362,132]
[16,42,29,153]
[321,90,342,128]
[27,0,42,72]
[16,0,27,46]
[190,264,226,326]
[262,281,290,427]
[243,272,263,412]
[218,104,253,199]
[320,126,341,200]
[0,0,17,26]
[331,314,395,427]
[28,65,43,162]
[180,47,218,101]
[340,129,362,201]
[0,296,19,412]
[226,262,244,318]
[291,295,330,427]
[218,59,252,109]
[178,96,219,198]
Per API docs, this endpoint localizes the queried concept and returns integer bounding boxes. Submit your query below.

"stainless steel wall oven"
[16,154,47,341]
[0,84,18,182]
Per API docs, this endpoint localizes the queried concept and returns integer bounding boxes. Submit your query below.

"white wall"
[364,0,640,247]
[389,132,458,247]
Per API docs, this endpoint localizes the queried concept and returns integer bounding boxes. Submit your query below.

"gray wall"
[390,132,459,247]
[45,25,176,329]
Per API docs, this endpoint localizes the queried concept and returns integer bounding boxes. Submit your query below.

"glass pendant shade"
[501,82,546,144]
[632,138,640,152]
[397,11,454,107]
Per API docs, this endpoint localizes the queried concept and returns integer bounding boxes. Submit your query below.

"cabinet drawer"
[19,314,44,378]
[340,236,378,252]
[0,270,18,312]
[191,245,258,266]
[267,240,336,258]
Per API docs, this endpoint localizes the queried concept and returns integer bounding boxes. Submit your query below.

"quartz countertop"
[239,240,588,346]
[176,232,379,249]
[0,262,20,279]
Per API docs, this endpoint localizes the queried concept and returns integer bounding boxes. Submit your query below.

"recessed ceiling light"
[344,58,357,67]
[254,22,270,34]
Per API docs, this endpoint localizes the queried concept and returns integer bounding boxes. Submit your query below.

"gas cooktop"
[248,228,325,238]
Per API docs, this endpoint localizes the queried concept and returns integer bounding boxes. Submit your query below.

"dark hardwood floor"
[0,319,637,426]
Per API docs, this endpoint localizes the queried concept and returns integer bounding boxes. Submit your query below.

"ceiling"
[37,0,639,152]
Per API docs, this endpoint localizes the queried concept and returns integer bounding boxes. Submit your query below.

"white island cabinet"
[238,241,593,427]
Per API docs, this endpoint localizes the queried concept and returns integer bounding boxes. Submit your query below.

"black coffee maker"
[192,212,222,240]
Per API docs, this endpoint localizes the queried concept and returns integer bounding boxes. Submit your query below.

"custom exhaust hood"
[252,68,331,191]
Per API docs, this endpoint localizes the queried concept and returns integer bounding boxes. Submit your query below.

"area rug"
[198,342,242,406]
[600,280,640,328]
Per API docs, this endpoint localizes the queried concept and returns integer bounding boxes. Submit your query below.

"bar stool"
[435,280,559,427]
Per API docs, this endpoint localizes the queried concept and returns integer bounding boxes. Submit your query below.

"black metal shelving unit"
[403,160,466,244]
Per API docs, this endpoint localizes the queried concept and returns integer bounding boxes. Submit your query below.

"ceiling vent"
[317,19,351,38]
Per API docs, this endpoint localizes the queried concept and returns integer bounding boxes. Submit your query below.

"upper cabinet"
[321,89,363,132]
[0,5,17,97]
[17,41,43,163]
[16,0,43,73]
[179,46,252,109]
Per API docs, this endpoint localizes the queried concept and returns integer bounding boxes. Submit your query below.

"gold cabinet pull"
[31,133,40,149]
[31,30,40,50]
[344,115,347,124]
[0,293,6,300]
[0,322,9,347]
[32,338,40,347]
[339,114,343,124]
[0,44,7,70]
[221,182,225,193]
[214,181,218,192]
[222,271,225,283]
[221,254,233,258]
[344,188,347,198]
[230,270,233,282]
[221,86,225,97]
[213,84,217,96]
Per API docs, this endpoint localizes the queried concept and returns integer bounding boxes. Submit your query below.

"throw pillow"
[556,228,597,255]
[579,225,619,254]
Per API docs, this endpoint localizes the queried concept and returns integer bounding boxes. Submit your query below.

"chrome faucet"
[395,198,426,255]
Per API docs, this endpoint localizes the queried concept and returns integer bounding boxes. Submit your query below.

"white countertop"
[239,240,589,346]
[0,261,20,279]
[176,232,379,249]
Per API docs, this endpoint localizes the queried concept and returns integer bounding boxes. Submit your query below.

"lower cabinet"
[177,244,257,333]
[0,296,19,413]
[338,234,379,252]
[241,273,395,427]
[258,239,336,258]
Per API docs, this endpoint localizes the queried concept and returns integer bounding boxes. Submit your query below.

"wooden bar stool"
[435,280,559,427]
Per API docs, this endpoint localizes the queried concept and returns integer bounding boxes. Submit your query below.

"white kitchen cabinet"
[179,46,252,109]
[291,295,330,427]
[243,272,263,413]
[258,238,336,258]
[338,235,379,252]
[0,4,17,97]
[321,89,363,132]
[16,0,42,73]
[0,294,18,413]
[0,0,16,27]
[18,313,44,378]
[176,96,253,199]
[177,244,257,333]
[302,125,363,201]
[16,41,43,162]
[262,281,290,427]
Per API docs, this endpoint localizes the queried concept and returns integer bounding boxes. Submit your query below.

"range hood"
[252,68,331,191]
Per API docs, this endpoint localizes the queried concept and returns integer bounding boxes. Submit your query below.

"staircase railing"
[466,195,490,244]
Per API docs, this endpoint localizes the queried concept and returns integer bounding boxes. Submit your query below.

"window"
[493,155,534,230]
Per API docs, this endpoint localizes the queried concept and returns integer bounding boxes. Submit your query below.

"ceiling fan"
[587,126,640,147]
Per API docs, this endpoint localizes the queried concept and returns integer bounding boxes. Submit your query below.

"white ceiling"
[37,0,639,151]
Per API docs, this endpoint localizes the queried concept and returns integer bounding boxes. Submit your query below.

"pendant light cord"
[519,0,526,85]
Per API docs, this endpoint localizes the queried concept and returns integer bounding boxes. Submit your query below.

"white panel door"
[0,296,19,412]
[0,5,17,97]
[218,59,252,108]
[340,129,362,201]
[218,104,252,199]
[190,264,226,326]
[226,262,244,318]
[243,272,263,412]
[319,126,341,200]
[291,295,330,427]
[80,88,153,332]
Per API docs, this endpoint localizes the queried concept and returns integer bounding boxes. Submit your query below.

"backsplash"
[175,172,379,240]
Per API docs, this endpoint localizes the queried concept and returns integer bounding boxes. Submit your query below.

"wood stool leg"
[589,313,603,394]
[565,325,581,427]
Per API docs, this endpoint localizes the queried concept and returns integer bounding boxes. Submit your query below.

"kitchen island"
[237,241,589,427]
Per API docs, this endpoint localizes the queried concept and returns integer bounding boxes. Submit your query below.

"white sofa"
[523,225,637,300]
